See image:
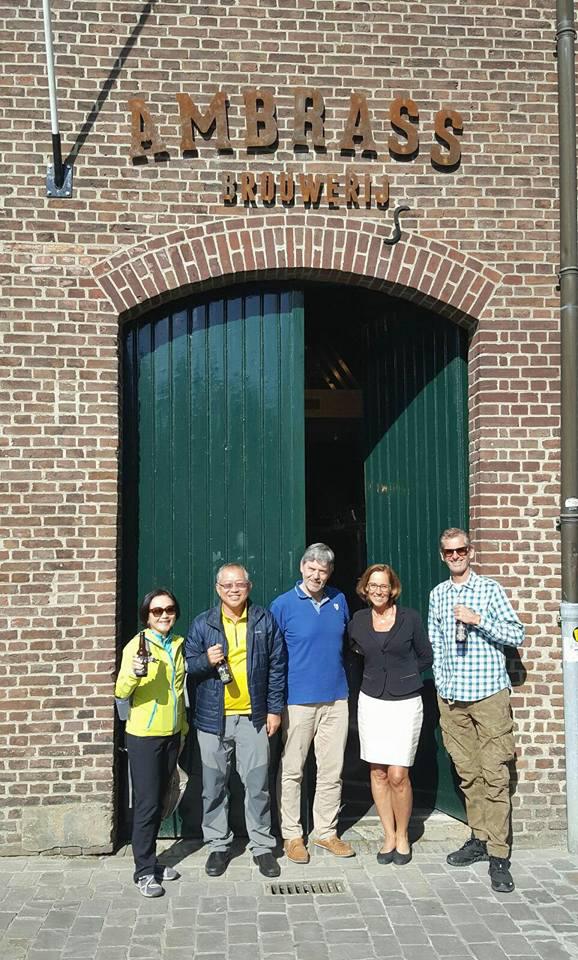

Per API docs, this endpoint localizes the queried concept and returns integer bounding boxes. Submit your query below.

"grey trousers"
[197,715,276,855]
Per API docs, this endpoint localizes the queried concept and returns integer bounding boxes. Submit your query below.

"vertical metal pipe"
[556,0,578,853]
[41,0,65,189]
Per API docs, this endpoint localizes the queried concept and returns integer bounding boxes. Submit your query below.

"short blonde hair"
[356,564,401,603]
[439,528,470,551]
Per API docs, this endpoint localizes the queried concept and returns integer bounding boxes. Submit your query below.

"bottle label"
[217,660,233,684]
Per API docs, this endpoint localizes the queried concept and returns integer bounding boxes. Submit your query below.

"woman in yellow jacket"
[115,588,188,898]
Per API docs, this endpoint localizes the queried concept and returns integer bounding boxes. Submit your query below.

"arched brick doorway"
[95,218,502,839]
[93,214,499,326]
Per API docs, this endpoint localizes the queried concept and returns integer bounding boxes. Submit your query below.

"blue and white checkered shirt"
[428,570,525,702]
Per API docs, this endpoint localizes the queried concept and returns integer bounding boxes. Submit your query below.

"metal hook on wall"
[383,204,411,245]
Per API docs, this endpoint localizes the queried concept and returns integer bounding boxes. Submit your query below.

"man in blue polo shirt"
[270,543,355,863]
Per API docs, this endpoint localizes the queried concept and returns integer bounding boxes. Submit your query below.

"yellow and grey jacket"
[115,630,189,738]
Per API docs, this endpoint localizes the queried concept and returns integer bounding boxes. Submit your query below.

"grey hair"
[215,562,251,583]
[439,528,471,551]
[300,542,335,568]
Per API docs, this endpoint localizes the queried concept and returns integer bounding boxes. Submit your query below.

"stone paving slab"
[1,844,577,960]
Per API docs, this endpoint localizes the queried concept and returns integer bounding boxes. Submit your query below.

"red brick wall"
[0,0,562,851]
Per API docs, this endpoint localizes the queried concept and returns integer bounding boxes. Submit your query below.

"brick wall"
[0,0,563,852]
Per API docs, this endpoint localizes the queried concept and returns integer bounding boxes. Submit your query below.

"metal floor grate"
[267,879,347,896]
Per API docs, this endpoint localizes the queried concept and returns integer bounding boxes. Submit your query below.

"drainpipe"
[556,0,578,854]
[42,0,72,197]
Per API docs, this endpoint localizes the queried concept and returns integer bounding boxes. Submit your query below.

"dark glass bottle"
[135,630,148,677]
[456,619,467,658]
[216,658,233,684]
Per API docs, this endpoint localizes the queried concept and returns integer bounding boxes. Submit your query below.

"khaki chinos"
[437,687,515,859]
[277,699,349,841]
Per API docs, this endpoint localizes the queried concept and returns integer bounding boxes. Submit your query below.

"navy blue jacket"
[185,601,287,735]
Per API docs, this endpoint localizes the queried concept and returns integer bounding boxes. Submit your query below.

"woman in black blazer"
[349,564,432,865]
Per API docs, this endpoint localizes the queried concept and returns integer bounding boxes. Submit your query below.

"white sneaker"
[137,875,164,898]
[160,865,180,881]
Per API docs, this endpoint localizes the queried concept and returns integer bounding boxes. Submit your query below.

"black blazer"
[348,606,433,699]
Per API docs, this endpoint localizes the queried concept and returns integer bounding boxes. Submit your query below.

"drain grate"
[267,879,347,896]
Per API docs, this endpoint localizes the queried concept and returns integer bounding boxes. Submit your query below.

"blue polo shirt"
[270,582,349,705]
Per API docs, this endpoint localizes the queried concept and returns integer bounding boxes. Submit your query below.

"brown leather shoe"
[313,835,355,858]
[284,838,310,863]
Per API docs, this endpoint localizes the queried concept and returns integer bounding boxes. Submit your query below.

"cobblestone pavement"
[1,837,578,960]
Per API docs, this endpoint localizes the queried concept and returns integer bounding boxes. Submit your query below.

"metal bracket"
[557,497,578,530]
[46,163,73,198]
[561,602,578,662]
[383,205,411,245]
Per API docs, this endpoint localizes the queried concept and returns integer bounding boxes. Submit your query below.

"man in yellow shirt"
[186,564,286,878]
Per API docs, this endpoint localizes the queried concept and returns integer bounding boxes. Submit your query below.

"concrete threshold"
[121,808,472,860]
[340,807,470,853]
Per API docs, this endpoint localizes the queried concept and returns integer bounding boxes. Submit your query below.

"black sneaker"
[489,856,515,893]
[446,836,489,866]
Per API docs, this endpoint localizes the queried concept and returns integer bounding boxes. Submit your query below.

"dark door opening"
[305,417,366,608]
[304,285,368,607]
[304,285,374,825]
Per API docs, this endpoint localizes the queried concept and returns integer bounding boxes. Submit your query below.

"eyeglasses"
[149,605,176,617]
[217,581,250,592]
[367,585,391,593]
[442,546,469,559]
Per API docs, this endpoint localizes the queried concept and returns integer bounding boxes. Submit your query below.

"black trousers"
[126,732,180,881]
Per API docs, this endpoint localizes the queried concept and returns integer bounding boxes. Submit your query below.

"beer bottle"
[216,657,233,684]
[135,630,148,677]
[456,619,467,658]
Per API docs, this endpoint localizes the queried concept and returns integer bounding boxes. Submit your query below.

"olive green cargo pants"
[437,688,515,859]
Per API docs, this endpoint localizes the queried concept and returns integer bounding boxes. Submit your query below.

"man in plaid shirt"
[428,528,525,894]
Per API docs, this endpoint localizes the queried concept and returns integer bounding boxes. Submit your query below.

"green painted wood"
[364,301,469,821]
[120,283,469,835]
[121,286,305,838]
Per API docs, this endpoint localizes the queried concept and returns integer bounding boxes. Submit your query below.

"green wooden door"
[364,301,469,820]
[121,287,305,837]
[119,282,469,836]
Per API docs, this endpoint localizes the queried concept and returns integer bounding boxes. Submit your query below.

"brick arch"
[93,215,503,325]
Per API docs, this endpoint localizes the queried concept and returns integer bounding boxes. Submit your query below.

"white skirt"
[357,690,424,767]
